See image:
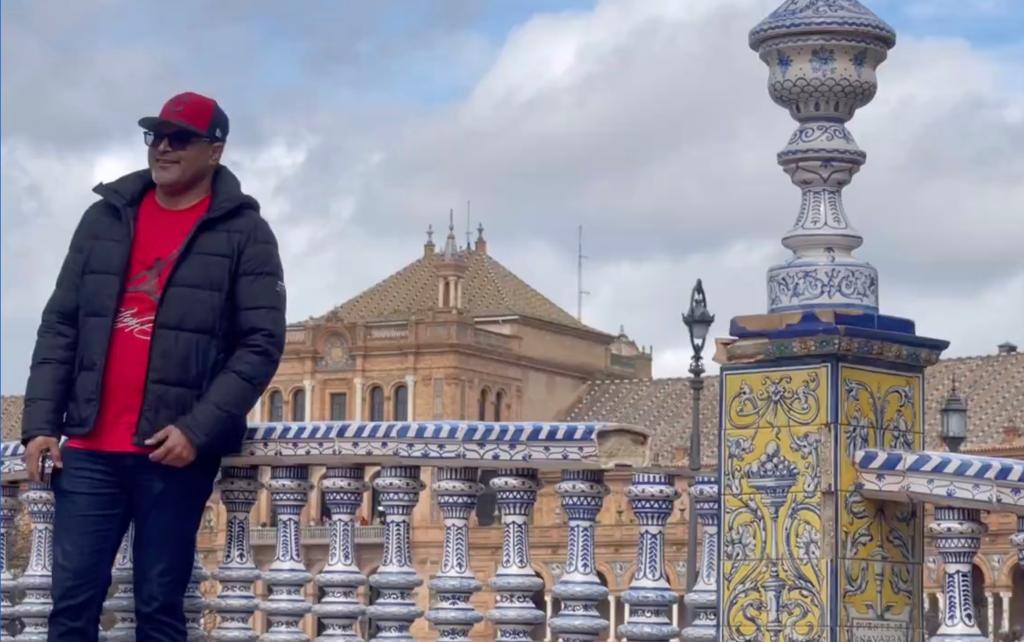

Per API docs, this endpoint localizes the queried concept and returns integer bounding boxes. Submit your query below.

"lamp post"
[940,376,968,453]
[681,278,714,623]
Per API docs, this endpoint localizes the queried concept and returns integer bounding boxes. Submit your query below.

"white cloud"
[2,0,1022,394]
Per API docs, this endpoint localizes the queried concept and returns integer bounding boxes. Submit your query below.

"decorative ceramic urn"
[749,0,895,313]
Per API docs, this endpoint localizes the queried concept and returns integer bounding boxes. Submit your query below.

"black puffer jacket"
[21,166,286,457]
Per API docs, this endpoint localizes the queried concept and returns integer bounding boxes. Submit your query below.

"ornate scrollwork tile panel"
[724,366,830,432]
[838,365,923,489]
[838,560,918,639]
[722,556,827,642]
[723,426,824,498]
[837,365,923,639]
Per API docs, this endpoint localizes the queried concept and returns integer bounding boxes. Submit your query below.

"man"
[20,92,286,641]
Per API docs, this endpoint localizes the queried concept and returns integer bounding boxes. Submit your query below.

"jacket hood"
[92,165,259,219]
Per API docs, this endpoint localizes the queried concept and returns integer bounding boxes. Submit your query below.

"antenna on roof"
[466,201,471,250]
[577,224,589,322]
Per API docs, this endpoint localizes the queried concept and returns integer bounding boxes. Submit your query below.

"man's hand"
[145,426,197,467]
[24,436,62,483]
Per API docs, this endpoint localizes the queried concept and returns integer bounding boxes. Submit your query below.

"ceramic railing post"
[101,523,136,641]
[425,467,484,642]
[210,466,261,642]
[550,470,609,642]
[13,481,55,642]
[618,473,679,642]
[366,466,424,642]
[184,553,210,641]
[261,466,313,641]
[313,466,369,642]
[929,506,986,642]
[486,468,545,642]
[1,485,20,640]
[680,476,719,642]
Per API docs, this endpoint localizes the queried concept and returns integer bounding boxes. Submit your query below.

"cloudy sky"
[2,0,1022,394]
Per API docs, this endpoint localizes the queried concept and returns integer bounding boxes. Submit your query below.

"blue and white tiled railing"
[855,447,1024,642]
[1,420,720,641]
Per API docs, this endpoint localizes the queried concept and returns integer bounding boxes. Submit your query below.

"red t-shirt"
[67,189,210,453]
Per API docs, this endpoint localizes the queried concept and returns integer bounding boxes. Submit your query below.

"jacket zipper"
[132,213,209,445]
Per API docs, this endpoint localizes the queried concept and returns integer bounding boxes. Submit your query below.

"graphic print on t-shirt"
[113,246,184,341]
[66,190,210,453]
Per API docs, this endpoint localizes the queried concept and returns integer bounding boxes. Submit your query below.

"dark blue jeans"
[48,448,219,642]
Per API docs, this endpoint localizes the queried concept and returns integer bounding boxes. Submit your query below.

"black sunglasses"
[143,130,212,151]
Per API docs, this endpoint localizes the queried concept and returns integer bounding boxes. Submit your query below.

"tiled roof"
[927,353,1024,452]
[2,395,24,442]
[565,351,1024,468]
[319,248,586,329]
[565,376,720,468]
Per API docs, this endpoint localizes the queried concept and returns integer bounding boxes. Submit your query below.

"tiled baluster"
[929,506,986,642]
[618,473,679,642]
[1012,515,1024,569]
[426,468,484,642]
[210,466,261,642]
[313,466,369,641]
[486,468,544,642]
[261,466,313,642]
[366,466,424,642]
[680,476,719,642]
[184,553,210,640]
[102,523,136,641]
[13,481,56,642]
[550,470,609,642]
[1,485,20,640]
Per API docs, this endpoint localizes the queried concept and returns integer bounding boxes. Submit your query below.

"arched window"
[369,386,385,422]
[393,385,408,421]
[494,390,505,422]
[268,390,284,422]
[291,389,306,422]
[478,388,490,421]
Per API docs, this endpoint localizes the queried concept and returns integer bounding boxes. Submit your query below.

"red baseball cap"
[138,92,229,141]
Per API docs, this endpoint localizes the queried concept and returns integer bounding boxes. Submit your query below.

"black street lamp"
[681,278,714,614]
[940,376,968,453]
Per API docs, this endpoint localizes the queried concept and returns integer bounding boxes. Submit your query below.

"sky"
[2,0,1022,394]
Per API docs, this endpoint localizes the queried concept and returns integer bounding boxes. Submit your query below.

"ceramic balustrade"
[4,455,1024,642]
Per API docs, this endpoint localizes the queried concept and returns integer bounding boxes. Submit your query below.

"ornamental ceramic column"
[618,473,679,642]
[486,468,544,642]
[1,485,19,639]
[210,466,261,642]
[261,466,313,642]
[184,553,210,641]
[732,7,941,639]
[750,0,895,313]
[366,466,424,642]
[985,592,995,642]
[102,523,136,641]
[425,467,484,642]
[929,507,986,642]
[313,466,369,642]
[14,481,55,642]
[680,476,719,642]
[1000,592,1011,636]
[550,470,609,642]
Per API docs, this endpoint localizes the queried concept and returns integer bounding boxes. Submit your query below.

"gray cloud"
[2,0,1022,394]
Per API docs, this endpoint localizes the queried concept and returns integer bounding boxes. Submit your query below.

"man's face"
[146,127,224,189]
